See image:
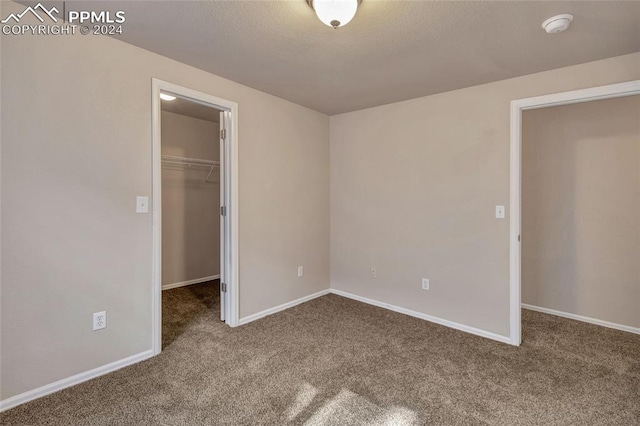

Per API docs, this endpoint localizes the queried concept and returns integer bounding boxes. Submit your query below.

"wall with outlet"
[0,0,329,402]
[522,96,640,328]
[330,53,640,337]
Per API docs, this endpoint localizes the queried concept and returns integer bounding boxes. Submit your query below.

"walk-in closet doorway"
[151,80,239,355]
[509,80,640,346]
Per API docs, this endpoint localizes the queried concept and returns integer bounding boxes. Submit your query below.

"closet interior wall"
[161,110,221,288]
[521,95,640,329]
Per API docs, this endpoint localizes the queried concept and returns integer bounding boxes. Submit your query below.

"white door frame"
[151,79,240,355]
[509,79,640,346]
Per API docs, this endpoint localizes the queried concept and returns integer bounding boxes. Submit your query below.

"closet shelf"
[161,155,219,183]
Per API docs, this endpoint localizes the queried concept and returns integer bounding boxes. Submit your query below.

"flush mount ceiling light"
[160,93,176,101]
[307,0,361,29]
[542,14,573,34]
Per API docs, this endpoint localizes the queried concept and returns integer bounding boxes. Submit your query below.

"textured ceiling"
[22,1,640,115]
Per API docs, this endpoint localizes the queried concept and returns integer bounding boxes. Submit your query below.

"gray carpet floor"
[1,281,639,425]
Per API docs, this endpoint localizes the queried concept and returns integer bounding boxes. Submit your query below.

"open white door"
[219,111,227,322]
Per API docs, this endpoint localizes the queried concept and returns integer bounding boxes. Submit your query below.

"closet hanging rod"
[161,155,219,166]
[161,155,219,183]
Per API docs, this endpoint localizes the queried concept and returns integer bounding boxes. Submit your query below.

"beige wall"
[522,96,640,328]
[0,0,329,400]
[161,111,220,285]
[330,52,640,338]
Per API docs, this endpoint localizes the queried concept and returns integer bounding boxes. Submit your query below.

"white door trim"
[151,79,240,355]
[509,80,640,346]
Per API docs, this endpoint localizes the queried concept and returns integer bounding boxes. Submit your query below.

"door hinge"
[220,282,227,293]
[220,129,226,139]
[220,206,226,216]
[518,235,521,242]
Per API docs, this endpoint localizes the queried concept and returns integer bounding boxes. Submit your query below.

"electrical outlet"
[495,205,505,219]
[297,266,304,277]
[93,311,106,331]
[422,278,430,290]
[370,268,376,279]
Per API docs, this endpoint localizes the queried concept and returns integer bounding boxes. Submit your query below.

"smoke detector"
[542,14,573,34]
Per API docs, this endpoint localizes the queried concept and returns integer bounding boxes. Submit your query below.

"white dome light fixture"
[542,14,573,34]
[308,0,360,29]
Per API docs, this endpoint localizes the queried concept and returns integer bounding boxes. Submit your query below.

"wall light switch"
[495,205,505,219]
[298,266,304,277]
[136,196,149,214]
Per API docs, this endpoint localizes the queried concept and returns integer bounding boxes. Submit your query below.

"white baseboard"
[238,289,331,326]
[1,287,325,412]
[522,304,640,335]
[238,287,511,345]
[330,289,512,345]
[162,275,220,291]
[0,349,154,413]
